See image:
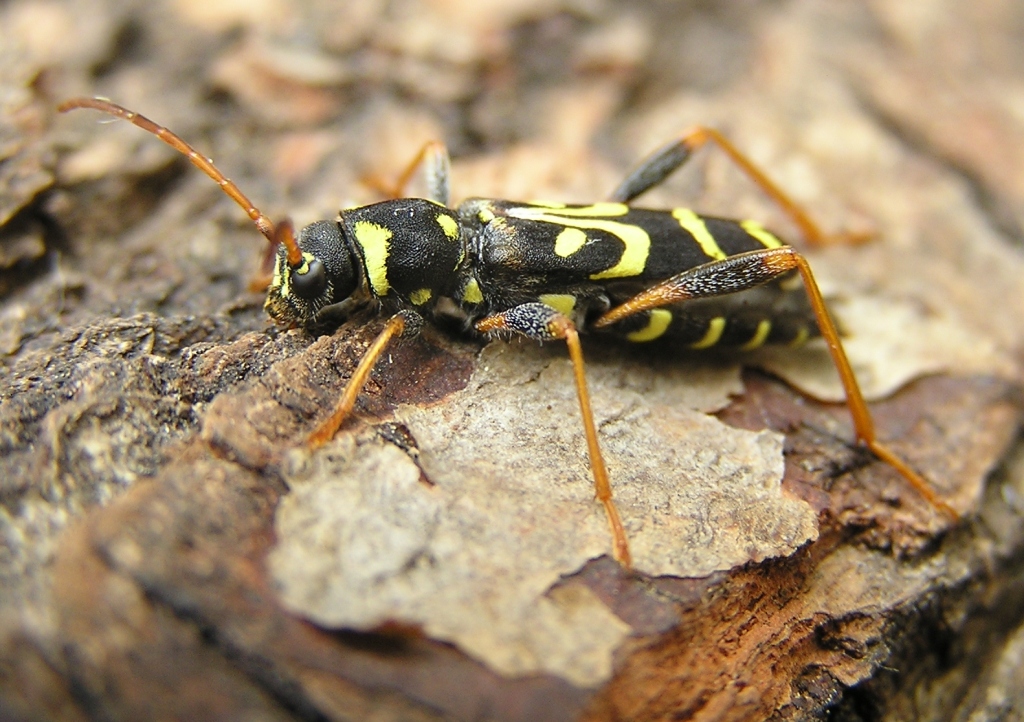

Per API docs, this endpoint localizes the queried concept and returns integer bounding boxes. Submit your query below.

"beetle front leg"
[308,310,425,449]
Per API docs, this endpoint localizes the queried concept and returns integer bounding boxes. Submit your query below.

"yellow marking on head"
[461,277,484,304]
[740,319,772,351]
[271,257,284,295]
[689,317,727,349]
[627,309,672,342]
[506,205,650,280]
[410,288,433,305]
[437,213,459,240]
[554,227,588,257]
[478,208,495,223]
[538,293,576,316]
[741,219,784,249]
[352,221,392,296]
[521,202,629,217]
[275,251,315,299]
[673,208,727,261]
[293,254,312,276]
[788,326,810,348]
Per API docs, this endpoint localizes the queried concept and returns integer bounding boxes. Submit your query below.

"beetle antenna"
[273,218,303,268]
[58,97,278,244]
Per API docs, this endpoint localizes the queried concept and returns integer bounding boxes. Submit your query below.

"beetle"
[59,98,955,566]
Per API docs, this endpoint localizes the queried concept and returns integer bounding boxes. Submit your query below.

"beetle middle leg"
[362,141,452,206]
[476,303,632,567]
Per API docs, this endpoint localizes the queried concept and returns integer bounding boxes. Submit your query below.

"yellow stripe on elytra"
[410,288,432,305]
[627,309,672,342]
[523,202,629,217]
[462,277,484,304]
[740,319,772,351]
[436,213,459,240]
[673,208,726,261]
[538,293,576,316]
[554,227,587,257]
[507,206,651,280]
[741,219,784,249]
[353,221,392,296]
[689,317,726,349]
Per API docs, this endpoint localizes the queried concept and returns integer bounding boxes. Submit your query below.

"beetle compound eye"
[292,258,327,299]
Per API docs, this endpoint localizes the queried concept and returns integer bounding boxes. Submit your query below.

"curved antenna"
[272,218,303,268]
[58,97,302,265]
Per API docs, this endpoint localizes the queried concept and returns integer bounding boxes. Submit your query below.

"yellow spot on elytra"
[788,326,810,348]
[741,219,784,249]
[353,221,392,296]
[410,288,432,305]
[437,213,459,240]
[538,293,576,316]
[690,317,726,349]
[673,208,726,261]
[507,204,650,279]
[554,227,587,257]
[740,319,772,351]
[627,309,672,342]
[462,277,484,304]
[478,208,495,223]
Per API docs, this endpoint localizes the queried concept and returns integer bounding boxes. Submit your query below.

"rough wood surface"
[1,1,1024,720]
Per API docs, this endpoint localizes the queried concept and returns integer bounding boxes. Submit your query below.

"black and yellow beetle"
[59,98,956,566]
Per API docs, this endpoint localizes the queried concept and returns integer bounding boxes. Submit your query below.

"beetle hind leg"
[594,247,957,520]
[611,126,873,247]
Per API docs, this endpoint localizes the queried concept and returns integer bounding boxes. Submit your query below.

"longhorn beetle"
[59,98,956,567]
